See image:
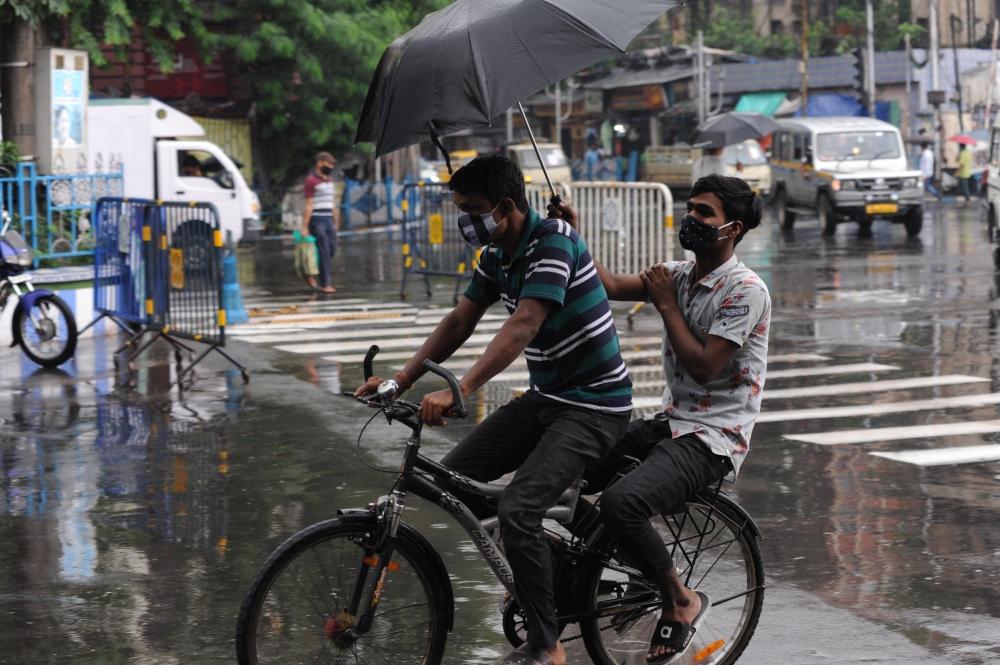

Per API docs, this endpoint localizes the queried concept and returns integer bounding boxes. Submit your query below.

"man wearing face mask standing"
[355,155,631,665]
[552,173,769,664]
[302,151,341,293]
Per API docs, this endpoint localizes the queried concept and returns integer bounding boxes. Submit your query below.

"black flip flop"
[646,590,711,664]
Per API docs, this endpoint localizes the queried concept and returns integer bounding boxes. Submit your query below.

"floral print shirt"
[659,256,771,478]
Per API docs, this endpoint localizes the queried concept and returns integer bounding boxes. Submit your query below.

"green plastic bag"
[294,232,319,277]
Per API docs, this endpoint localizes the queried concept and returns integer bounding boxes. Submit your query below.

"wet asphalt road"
[0,200,999,664]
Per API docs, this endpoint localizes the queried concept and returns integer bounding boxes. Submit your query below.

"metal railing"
[0,161,124,265]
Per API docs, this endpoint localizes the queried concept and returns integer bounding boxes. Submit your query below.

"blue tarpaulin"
[796,94,896,125]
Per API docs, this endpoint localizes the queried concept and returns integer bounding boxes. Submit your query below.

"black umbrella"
[693,112,782,149]
[355,0,678,194]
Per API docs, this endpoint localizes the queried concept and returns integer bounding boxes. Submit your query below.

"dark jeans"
[583,416,731,577]
[959,177,973,201]
[308,215,337,287]
[441,392,630,649]
[924,177,942,199]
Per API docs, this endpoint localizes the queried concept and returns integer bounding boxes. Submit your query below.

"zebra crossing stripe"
[284,335,663,355]
[757,392,1000,423]
[870,445,1000,466]
[784,420,1000,446]
[762,374,989,400]
[765,363,897,379]
[244,319,507,344]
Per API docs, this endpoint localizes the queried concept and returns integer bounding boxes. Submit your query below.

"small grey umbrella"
[693,112,782,149]
[355,0,678,194]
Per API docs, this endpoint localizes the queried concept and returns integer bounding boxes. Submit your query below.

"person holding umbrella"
[356,155,632,665]
[691,145,727,185]
[957,143,974,204]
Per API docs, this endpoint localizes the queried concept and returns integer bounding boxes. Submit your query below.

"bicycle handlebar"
[422,359,468,419]
[355,345,467,420]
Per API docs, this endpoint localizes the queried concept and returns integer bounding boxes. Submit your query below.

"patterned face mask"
[678,214,735,252]
[457,203,500,247]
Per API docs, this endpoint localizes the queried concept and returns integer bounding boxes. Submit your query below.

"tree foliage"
[205,0,447,188]
[0,0,208,72]
[702,1,924,57]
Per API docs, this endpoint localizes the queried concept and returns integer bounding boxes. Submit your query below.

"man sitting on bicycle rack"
[355,155,632,665]
[553,174,770,664]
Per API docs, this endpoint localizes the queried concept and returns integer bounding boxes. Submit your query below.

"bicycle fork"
[341,490,406,641]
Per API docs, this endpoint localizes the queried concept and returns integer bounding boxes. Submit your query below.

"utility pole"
[865,0,876,117]
[506,107,513,144]
[929,0,942,181]
[799,0,809,117]
[904,33,913,138]
[950,15,965,132]
[696,31,706,124]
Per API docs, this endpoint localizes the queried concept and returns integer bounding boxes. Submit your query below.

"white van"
[87,98,260,243]
[507,142,572,185]
[770,117,923,236]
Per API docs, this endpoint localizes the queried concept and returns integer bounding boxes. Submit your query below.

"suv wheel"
[775,189,795,230]
[818,194,837,236]
[904,206,923,237]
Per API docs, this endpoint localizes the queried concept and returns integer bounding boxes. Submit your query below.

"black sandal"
[646,591,711,664]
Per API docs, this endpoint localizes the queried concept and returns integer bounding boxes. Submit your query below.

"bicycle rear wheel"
[579,495,764,665]
[236,515,450,665]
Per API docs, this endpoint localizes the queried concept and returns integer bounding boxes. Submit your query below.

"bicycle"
[235,345,765,665]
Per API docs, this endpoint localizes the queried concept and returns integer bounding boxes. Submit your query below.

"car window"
[792,135,804,162]
[815,131,901,162]
[724,141,767,166]
[517,148,567,168]
[991,131,1000,167]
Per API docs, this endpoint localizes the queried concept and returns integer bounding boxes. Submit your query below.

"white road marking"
[286,336,663,356]
[244,320,506,344]
[762,375,989,400]
[870,445,1000,466]
[757,392,1000,423]
[784,420,1000,446]
[765,363,898,379]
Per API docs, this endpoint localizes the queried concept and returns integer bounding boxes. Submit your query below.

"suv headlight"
[903,177,920,189]
[838,179,857,191]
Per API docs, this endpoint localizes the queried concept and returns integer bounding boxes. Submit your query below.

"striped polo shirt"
[303,171,338,214]
[464,209,632,413]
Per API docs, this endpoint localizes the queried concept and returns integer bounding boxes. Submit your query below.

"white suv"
[770,117,924,237]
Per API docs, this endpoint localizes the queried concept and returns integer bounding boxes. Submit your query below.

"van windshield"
[515,147,568,168]
[723,141,767,166]
[816,131,901,162]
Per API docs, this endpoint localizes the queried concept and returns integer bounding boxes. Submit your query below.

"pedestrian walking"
[920,144,942,200]
[303,151,340,293]
[957,143,974,204]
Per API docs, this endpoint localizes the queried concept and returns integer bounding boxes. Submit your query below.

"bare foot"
[306,276,318,288]
[321,286,337,293]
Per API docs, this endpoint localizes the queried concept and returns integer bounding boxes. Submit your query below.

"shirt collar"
[694,255,739,289]
[497,207,541,265]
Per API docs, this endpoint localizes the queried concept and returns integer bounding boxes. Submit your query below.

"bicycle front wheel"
[580,495,764,665]
[236,515,450,665]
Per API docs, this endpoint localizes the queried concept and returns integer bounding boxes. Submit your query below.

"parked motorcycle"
[0,208,77,367]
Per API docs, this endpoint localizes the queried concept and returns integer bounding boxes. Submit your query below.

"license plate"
[865,203,898,215]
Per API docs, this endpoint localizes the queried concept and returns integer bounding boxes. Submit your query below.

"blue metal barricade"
[82,197,247,388]
[398,182,475,303]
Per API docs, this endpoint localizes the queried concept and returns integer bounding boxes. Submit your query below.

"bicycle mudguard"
[696,492,764,543]
[10,289,57,347]
[335,510,456,632]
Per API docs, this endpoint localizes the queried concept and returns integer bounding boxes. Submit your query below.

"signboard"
[609,85,667,112]
[34,48,89,175]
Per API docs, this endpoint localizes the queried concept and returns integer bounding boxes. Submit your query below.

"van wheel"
[775,189,795,230]
[818,194,837,236]
[904,207,923,237]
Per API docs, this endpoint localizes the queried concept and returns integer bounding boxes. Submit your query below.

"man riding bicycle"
[355,155,632,665]
[554,174,770,664]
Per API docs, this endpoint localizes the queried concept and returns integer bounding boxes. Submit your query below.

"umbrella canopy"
[355,0,679,158]
[948,134,977,146]
[693,112,782,149]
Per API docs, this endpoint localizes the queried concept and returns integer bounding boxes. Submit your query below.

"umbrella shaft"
[518,102,556,201]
